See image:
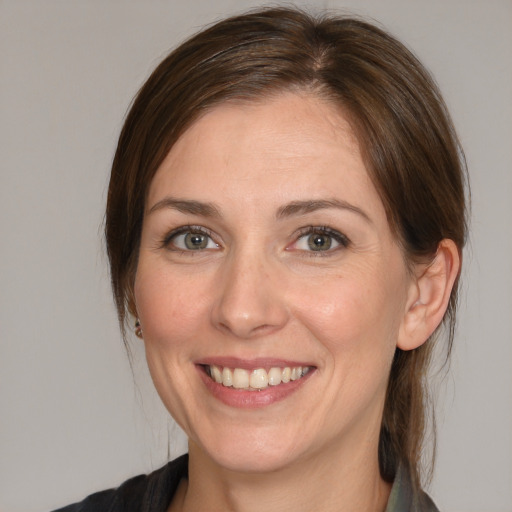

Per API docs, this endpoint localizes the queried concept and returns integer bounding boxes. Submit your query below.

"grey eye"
[292,228,347,254]
[184,233,209,250]
[171,231,218,251]
[307,233,333,251]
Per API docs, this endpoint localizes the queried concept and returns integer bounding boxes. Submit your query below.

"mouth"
[196,358,316,408]
[203,364,313,391]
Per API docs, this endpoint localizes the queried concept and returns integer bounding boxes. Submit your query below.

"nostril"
[215,316,285,339]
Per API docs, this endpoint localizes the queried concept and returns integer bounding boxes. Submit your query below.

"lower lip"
[197,366,314,409]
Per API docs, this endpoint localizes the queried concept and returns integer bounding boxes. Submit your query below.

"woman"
[55,7,467,512]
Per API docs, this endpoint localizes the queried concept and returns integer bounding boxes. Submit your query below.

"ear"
[397,239,461,351]
[127,285,139,320]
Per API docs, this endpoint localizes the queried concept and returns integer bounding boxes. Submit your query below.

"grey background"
[1,1,511,511]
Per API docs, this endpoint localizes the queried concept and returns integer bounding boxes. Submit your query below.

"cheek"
[291,268,405,359]
[133,265,209,426]
[134,264,209,353]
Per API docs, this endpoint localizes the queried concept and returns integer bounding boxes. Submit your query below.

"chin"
[192,424,308,474]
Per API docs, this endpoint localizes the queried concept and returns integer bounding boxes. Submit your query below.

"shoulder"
[51,454,188,512]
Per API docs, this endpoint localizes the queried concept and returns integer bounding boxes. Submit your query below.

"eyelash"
[161,225,217,252]
[292,226,350,256]
[160,225,350,255]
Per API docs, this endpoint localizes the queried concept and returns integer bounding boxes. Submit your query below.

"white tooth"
[302,366,311,377]
[282,367,291,383]
[211,365,223,383]
[268,367,282,386]
[233,368,250,389]
[290,366,302,381]
[222,367,233,387]
[250,368,268,389]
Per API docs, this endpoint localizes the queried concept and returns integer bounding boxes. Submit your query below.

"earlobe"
[397,239,460,351]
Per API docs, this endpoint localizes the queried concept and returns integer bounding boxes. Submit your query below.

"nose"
[211,250,289,339]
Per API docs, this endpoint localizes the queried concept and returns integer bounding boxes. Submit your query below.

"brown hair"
[105,7,468,493]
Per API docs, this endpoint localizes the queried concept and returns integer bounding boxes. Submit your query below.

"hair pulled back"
[105,7,468,493]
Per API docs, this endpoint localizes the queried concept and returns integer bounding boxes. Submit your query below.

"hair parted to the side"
[105,6,468,495]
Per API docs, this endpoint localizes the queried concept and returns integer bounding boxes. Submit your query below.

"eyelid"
[289,226,351,254]
[159,224,349,254]
[161,225,219,250]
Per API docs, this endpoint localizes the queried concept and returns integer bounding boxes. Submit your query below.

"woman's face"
[135,92,415,472]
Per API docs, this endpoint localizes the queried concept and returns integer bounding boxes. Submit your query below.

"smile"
[204,365,312,391]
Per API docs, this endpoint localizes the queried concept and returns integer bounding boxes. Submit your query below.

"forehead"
[167,92,359,159]
[147,92,385,223]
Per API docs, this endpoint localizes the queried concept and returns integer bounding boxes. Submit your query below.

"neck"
[172,435,391,512]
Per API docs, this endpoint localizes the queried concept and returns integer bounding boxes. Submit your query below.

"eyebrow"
[148,197,222,218]
[148,196,371,223]
[276,199,372,223]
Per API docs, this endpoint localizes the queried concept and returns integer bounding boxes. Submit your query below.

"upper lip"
[195,356,315,370]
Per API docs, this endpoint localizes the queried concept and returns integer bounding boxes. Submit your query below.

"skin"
[134,92,452,512]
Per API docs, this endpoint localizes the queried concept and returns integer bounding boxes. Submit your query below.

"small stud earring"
[135,319,143,339]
